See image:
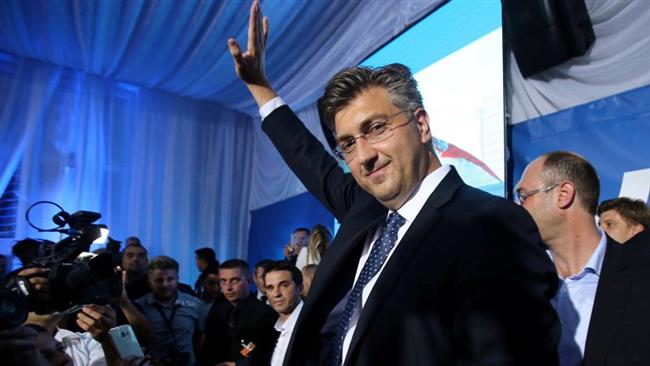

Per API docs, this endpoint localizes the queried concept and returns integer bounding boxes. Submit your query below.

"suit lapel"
[583,239,632,366]
[288,195,386,360]
[304,198,386,312]
[343,168,463,365]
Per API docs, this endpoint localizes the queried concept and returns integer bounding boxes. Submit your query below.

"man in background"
[253,259,273,302]
[597,197,649,243]
[264,261,304,366]
[194,247,219,296]
[517,150,650,365]
[121,242,150,301]
[200,259,277,366]
[283,228,309,265]
[136,256,204,366]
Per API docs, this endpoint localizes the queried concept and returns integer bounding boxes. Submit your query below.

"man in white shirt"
[226,2,560,365]
[264,261,304,366]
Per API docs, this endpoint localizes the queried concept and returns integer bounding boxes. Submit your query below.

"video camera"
[0,202,121,329]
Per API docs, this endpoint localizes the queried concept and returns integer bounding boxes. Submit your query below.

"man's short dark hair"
[123,242,148,255]
[292,227,310,235]
[540,151,600,215]
[148,256,179,272]
[264,260,303,288]
[598,197,650,228]
[302,264,318,278]
[220,258,249,275]
[195,247,218,267]
[204,265,220,275]
[319,63,423,133]
[126,236,141,243]
[255,259,275,278]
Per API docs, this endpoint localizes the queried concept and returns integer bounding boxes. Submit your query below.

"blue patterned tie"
[331,212,406,366]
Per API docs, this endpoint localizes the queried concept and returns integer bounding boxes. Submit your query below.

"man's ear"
[413,108,431,144]
[631,224,645,237]
[556,181,576,209]
[298,284,304,296]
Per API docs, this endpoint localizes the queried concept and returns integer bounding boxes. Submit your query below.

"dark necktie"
[331,212,406,366]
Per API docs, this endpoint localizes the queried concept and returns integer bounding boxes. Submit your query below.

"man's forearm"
[118,301,153,347]
[246,83,277,108]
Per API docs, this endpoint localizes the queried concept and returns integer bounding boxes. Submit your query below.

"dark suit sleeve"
[262,105,361,221]
[199,303,229,366]
[244,305,280,366]
[453,200,560,365]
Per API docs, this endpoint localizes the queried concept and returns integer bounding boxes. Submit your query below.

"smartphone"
[108,324,144,358]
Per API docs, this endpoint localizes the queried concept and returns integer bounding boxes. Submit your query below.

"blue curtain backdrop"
[0,52,254,283]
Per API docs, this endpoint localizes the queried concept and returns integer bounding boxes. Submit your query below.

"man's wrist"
[247,83,278,109]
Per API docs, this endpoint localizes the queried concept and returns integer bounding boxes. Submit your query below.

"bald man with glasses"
[517,150,650,366]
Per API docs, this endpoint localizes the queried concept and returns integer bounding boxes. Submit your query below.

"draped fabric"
[0,0,445,116]
[507,0,650,124]
[0,53,254,282]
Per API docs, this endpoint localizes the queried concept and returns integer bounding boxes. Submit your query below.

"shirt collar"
[145,291,181,306]
[396,165,451,223]
[586,230,608,276]
[274,300,303,333]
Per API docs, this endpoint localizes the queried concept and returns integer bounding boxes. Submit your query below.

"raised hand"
[228,0,277,106]
[228,0,269,86]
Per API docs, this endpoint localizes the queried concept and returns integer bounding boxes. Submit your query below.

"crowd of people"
[0,224,331,366]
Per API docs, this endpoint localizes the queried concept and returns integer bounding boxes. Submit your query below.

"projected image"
[362,0,504,196]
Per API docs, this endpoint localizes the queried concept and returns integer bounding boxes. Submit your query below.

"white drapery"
[507,0,650,124]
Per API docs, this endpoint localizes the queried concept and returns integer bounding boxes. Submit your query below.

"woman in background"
[296,224,331,270]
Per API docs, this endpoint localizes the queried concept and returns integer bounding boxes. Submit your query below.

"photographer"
[8,264,150,366]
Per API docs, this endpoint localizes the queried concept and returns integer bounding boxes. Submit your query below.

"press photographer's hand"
[76,304,117,342]
[16,267,51,303]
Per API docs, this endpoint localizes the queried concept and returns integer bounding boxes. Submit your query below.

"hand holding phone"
[108,325,144,358]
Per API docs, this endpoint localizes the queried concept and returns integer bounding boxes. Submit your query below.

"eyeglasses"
[513,184,558,204]
[333,110,414,161]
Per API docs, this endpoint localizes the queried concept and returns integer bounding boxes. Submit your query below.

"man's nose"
[355,138,378,166]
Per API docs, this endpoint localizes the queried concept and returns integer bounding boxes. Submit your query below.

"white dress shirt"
[270,300,304,366]
[55,328,106,366]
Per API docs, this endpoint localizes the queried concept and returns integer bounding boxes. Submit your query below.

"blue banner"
[510,84,650,203]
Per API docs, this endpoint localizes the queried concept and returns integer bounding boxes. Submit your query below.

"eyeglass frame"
[332,109,415,161]
[513,184,559,204]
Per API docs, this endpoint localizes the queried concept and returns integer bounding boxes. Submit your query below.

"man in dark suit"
[200,259,278,366]
[517,151,650,366]
[227,2,560,365]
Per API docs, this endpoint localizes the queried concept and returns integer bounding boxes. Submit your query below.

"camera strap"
[154,303,180,346]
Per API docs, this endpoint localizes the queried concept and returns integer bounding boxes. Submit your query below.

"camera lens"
[0,289,28,329]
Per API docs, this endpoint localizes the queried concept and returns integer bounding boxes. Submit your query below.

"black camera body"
[0,207,121,328]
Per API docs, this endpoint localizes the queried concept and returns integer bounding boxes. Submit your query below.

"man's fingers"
[76,316,92,331]
[247,0,259,55]
[18,267,49,277]
[228,39,243,61]
[263,16,269,45]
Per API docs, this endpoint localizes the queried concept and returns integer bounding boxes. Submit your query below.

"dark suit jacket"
[199,294,278,366]
[263,105,560,366]
[584,230,650,366]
